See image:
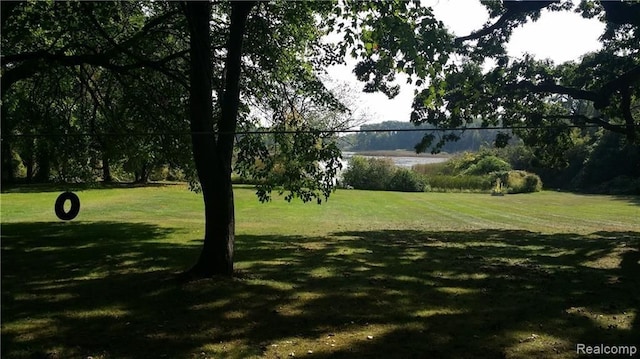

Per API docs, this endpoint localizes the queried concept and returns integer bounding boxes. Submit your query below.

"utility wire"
[0,124,616,139]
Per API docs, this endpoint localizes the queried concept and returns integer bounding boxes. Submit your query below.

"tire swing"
[55,191,80,221]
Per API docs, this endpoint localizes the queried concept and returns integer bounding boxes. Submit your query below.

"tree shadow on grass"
[610,194,640,207]
[1,221,197,358]
[309,230,640,358]
[234,229,640,358]
[2,223,639,358]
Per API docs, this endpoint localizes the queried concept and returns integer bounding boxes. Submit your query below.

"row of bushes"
[341,157,427,192]
[341,155,543,193]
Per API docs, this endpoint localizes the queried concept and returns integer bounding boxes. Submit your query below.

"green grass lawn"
[1,184,639,358]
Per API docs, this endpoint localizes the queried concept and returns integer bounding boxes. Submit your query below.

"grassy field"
[1,184,639,358]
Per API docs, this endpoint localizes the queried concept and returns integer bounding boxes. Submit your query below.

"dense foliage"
[1,2,191,183]
[485,131,640,193]
[341,153,542,194]
[341,156,399,191]
[341,156,427,192]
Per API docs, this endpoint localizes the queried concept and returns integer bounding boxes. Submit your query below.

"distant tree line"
[340,120,505,153]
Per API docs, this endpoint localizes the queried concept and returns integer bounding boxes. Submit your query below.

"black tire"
[55,192,80,221]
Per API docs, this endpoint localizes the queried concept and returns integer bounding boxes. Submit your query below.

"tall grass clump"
[428,175,493,192]
[495,170,543,193]
[412,162,448,176]
[413,152,503,192]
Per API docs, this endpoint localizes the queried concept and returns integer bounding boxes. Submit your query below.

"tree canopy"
[408,1,639,156]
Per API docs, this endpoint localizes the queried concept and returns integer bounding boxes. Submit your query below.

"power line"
[0,124,616,139]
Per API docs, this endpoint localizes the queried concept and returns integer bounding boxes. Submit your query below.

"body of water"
[341,152,449,169]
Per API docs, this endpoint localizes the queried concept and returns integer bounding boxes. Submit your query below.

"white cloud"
[427,0,489,36]
[507,9,604,64]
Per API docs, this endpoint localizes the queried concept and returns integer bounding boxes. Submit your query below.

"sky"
[325,0,607,125]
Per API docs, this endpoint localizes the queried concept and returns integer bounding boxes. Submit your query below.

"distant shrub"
[493,144,537,171]
[342,156,396,191]
[498,170,543,193]
[443,152,478,175]
[342,155,543,194]
[367,157,397,190]
[342,157,428,192]
[388,168,428,192]
[231,173,264,185]
[523,174,542,192]
[443,152,512,176]
[464,156,511,175]
[150,165,187,182]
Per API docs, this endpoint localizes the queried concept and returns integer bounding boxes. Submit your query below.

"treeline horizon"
[339,120,509,154]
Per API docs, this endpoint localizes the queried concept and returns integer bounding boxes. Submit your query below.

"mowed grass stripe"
[498,193,639,232]
[411,195,513,230]
[448,195,596,233]
[430,192,640,233]
[2,186,638,234]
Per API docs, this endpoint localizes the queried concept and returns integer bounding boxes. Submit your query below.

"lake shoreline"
[347,150,451,158]
[342,150,450,168]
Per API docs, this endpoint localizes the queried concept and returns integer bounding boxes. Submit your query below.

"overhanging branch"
[455,14,510,44]
[503,64,640,116]
[1,48,189,90]
[537,114,628,134]
[1,6,186,93]
[597,65,640,108]
[620,87,637,142]
[82,4,189,88]
[455,1,556,44]
[506,80,599,103]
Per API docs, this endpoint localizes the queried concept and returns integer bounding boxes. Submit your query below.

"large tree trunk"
[182,1,255,278]
[24,147,34,183]
[1,139,15,185]
[139,163,149,183]
[34,144,51,183]
[102,153,112,183]
[1,101,15,185]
